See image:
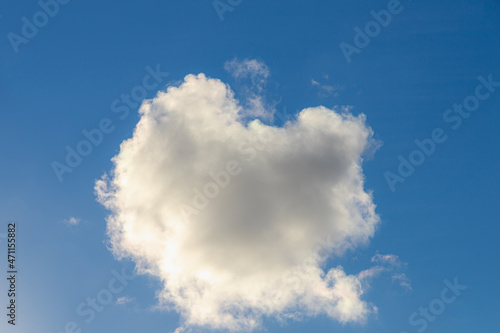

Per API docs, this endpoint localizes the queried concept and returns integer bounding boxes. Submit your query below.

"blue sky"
[1,0,500,332]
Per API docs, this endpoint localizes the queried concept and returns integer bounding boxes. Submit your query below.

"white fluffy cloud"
[95,70,381,332]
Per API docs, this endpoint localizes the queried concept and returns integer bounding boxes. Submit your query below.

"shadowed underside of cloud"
[95,71,381,332]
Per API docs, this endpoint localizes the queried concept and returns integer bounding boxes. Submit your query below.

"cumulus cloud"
[95,71,381,332]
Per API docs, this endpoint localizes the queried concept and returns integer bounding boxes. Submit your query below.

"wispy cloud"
[311,78,344,98]
[371,253,402,266]
[392,273,412,291]
[370,253,411,291]
[64,217,80,225]
[224,58,269,89]
[116,296,133,305]
[224,58,273,119]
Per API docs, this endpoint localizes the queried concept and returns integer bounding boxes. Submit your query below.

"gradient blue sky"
[1,0,500,332]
